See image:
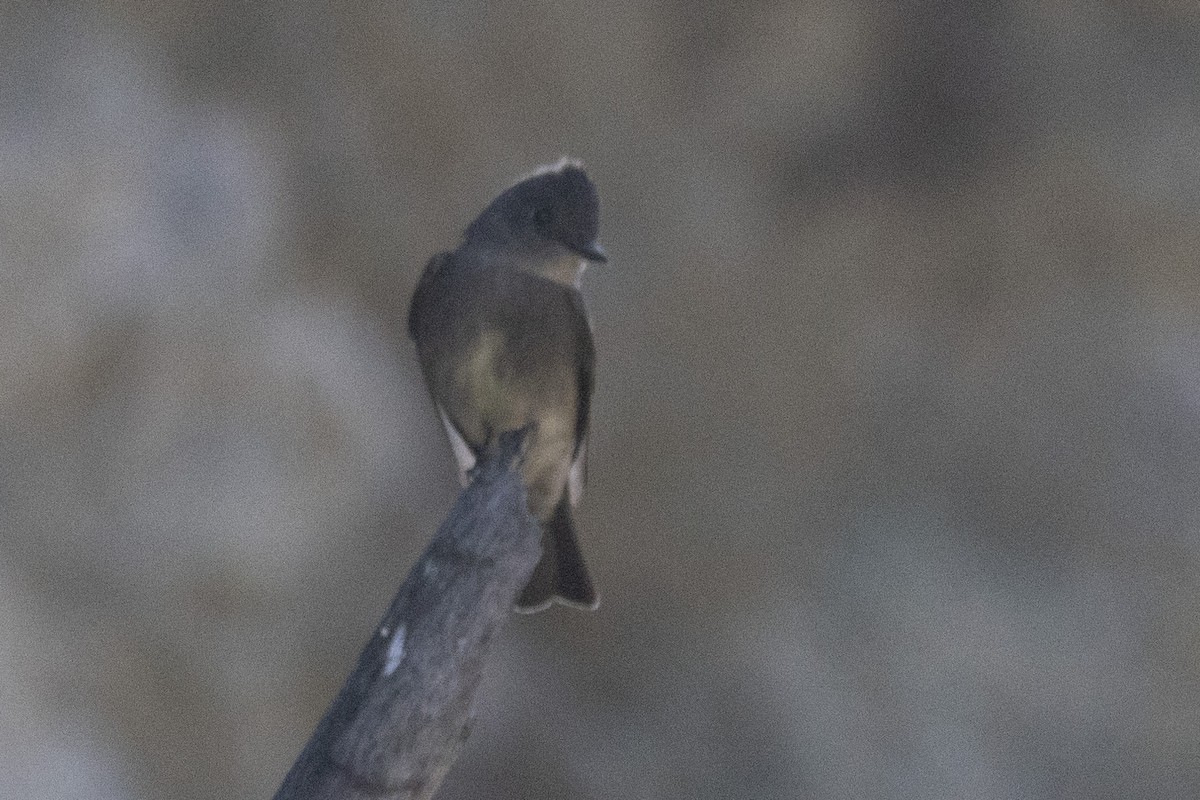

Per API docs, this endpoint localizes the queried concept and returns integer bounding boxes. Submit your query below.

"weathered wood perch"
[273,429,542,800]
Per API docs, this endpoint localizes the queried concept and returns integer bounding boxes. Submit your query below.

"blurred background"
[2,2,1199,798]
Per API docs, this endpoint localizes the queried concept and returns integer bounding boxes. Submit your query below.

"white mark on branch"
[383,625,407,677]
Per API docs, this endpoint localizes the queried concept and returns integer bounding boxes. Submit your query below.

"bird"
[407,158,606,612]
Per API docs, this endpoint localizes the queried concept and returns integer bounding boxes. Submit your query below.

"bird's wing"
[407,251,452,340]
[567,290,595,507]
[410,250,478,485]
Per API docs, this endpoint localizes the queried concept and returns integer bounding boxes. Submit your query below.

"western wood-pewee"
[408,159,606,612]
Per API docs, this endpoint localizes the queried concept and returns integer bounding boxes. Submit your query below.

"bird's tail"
[515,494,599,613]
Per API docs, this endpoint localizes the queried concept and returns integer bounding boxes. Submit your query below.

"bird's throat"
[525,255,587,289]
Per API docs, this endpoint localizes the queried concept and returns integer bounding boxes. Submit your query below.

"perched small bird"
[407,159,606,612]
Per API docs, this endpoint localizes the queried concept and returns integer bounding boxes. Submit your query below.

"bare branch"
[273,430,541,800]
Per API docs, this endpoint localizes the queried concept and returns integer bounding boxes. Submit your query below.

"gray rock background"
[2,3,1198,798]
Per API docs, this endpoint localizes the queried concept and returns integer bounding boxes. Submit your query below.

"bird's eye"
[532,207,555,228]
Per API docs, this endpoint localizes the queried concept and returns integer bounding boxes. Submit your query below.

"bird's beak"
[573,241,608,263]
